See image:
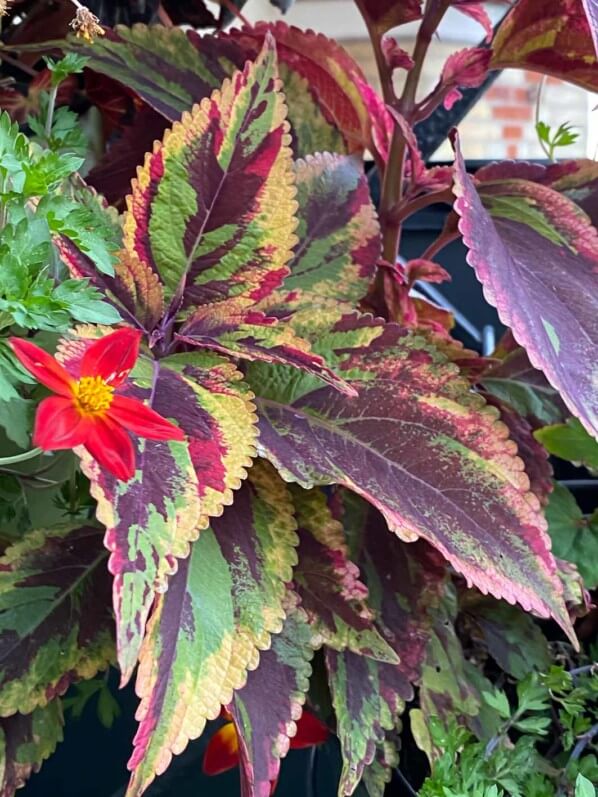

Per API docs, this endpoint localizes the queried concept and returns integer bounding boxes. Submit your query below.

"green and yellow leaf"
[126,462,298,797]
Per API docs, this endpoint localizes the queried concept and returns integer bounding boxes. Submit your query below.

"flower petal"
[10,338,74,397]
[81,328,142,387]
[289,710,329,749]
[33,396,90,449]
[110,396,186,442]
[84,415,136,481]
[202,723,240,776]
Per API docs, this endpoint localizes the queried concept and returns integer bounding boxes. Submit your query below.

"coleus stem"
[358,0,452,318]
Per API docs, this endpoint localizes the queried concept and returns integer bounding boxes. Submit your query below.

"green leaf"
[482,690,511,719]
[535,418,598,471]
[23,150,84,196]
[576,774,597,797]
[44,53,89,87]
[45,197,117,276]
[545,482,598,589]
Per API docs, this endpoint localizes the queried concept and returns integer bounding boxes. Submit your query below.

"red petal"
[10,338,74,397]
[289,711,329,749]
[83,416,136,481]
[33,396,90,449]
[203,724,240,776]
[81,328,143,387]
[109,396,185,442]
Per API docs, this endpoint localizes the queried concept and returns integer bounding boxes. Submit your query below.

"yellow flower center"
[73,376,114,416]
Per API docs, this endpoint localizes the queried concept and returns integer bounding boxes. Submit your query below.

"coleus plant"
[0,0,597,795]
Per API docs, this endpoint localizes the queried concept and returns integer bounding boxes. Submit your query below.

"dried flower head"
[69,4,105,42]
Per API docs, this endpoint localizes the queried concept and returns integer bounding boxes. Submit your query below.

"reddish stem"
[357,0,451,317]
[420,227,460,261]
[391,187,454,225]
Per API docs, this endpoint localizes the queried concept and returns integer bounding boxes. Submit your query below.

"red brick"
[513,87,530,103]
[507,144,519,158]
[486,86,511,100]
[503,125,523,139]
[492,105,533,121]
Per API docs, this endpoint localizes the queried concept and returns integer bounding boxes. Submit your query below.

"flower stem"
[45,84,58,141]
[0,447,43,465]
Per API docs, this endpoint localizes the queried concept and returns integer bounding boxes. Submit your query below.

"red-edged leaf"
[325,492,446,795]
[229,604,319,797]
[251,311,574,641]
[0,525,112,717]
[381,37,415,71]
[228,23,373,154]
[452,133,598,442]
[452,1,493,42]
[126,462,297,797]
[355,0,422,34]
[0,702,63,797]
[491,0,598,92]
[290,486,397,663]
[59,335,257,684]
[436,47,492,110]
[123,37,297,317]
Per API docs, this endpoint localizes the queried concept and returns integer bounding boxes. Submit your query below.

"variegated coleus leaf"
[177,150,379,386]
[229,601,318,797]
[251,311,574,641]
[358,735,399,797]
[227,23,371,155]
[0,525,112,717]
[480,346,569,428]
[490,0,598,93]
[59,335,257,684]
[270,153,380,311]
[0,702,63,797]
[325,491,446,795]
[459,593,551,680]
[354,0,422,34]
[126,461,298,797]
[65,22,370,156]
[452,134,598,441]
[481,393,553,506]
[120,39,350,392]
[124,37,296,317]
[290,486,397,663]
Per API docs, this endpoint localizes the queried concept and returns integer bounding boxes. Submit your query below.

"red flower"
[10,328,185,481]
[203,709,329,793]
